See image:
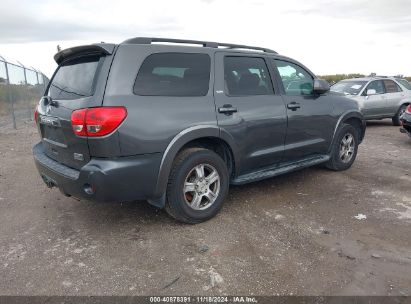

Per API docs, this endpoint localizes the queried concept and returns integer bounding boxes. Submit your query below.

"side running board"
[231,155,330,185]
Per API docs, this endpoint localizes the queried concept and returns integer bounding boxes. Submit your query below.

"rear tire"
[325,124,359,171]
[165,148,229,224]
[392,104,407,126]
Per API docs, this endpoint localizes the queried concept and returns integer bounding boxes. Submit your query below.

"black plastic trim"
[54,44,115,64]
[33,142,80,180]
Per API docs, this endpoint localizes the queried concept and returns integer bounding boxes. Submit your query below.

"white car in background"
[331,77,411,126]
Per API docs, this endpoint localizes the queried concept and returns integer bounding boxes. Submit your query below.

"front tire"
[325,124,359,171]
[165,148,229,224]
[392,104,407,126]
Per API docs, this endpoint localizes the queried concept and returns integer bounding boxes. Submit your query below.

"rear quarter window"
[133,53,211,96]
[48,55,102,100]
[396,78,411,90]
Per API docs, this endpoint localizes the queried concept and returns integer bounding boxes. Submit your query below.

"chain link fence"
[0,55,49,129]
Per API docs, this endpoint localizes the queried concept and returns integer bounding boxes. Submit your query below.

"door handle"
[287,102,301,111]
[218,104,238,115]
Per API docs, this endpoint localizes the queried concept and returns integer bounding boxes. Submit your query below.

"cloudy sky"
[1,0,410,77]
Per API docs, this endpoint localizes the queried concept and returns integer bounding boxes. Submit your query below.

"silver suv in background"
[331,77,411,125]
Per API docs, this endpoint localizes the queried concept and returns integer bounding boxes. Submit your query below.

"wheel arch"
[148,125,239,208]
[330,110,366,153]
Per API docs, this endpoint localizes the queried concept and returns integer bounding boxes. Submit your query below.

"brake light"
[71,107,127,137]
[71,108,88,136]
[406,104,411,114]
[34,108,39,124]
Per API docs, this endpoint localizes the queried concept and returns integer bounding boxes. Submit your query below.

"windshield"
[395,78,411,90]
[48,55,102,100]
[331,80,367,96]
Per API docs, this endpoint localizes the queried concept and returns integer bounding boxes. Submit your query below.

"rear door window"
[48,56,102,100]
[134,53,211,96]
[224,56,273,96]
[383,79,402,93]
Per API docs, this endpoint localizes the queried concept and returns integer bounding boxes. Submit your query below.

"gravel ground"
[0,120,410,296]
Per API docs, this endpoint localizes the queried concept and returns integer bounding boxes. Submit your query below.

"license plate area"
[40,116,66,145]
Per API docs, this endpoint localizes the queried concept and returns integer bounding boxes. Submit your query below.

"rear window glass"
[48,56,101,100]
[134,53,210,96]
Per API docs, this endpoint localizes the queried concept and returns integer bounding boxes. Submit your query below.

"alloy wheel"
[339,133,355,163]
[183,163,220,210]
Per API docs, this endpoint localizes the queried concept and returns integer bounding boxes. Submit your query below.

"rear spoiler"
[54,43,116,65]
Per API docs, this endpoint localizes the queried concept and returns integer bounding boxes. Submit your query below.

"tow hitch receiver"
[41,174,57,188]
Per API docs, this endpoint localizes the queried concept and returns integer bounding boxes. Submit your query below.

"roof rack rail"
[122,37,277,54]
[373,75,388,78]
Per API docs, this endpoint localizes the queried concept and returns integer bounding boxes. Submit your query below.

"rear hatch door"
[37,45,115,170]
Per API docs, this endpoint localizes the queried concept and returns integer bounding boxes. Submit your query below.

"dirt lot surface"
[0,120,410,296]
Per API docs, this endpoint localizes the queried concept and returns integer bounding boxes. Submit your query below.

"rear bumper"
[33,142,162,202]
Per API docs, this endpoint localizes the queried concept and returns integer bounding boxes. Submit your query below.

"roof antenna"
[57,45,61,52]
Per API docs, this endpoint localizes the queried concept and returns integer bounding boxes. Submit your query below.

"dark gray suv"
[33,37,366,223]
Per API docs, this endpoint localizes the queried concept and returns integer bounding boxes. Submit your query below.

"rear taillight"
[34,108,38,124]
[406,104,411,114]
[71,107,127,137]
[71,108,88,136]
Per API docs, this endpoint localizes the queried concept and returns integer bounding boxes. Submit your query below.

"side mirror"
[313,79,330,94]
[366,89,377,96]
